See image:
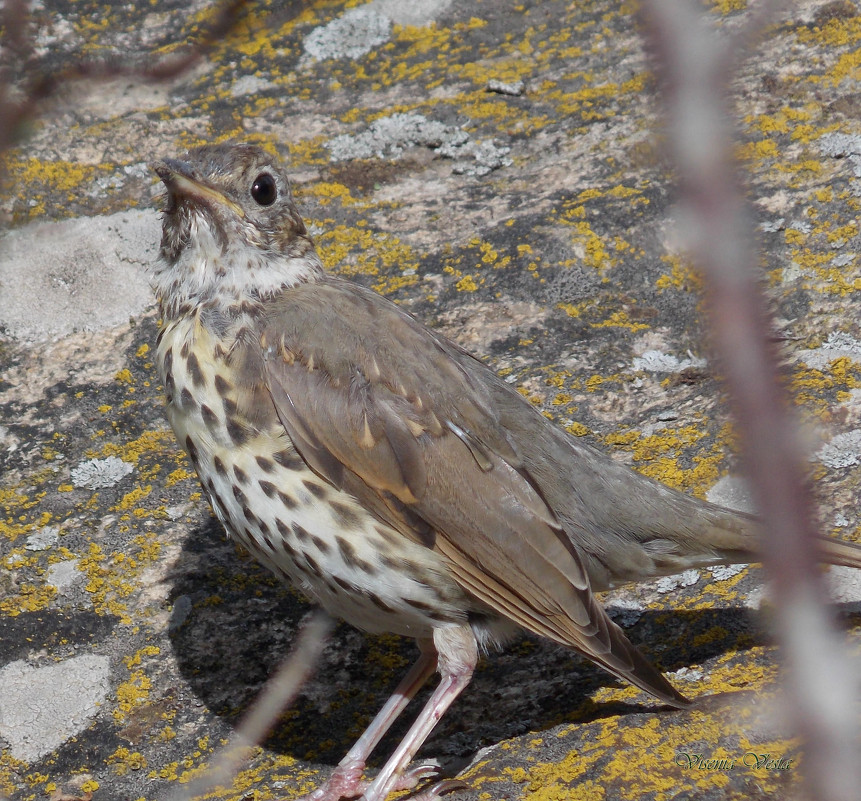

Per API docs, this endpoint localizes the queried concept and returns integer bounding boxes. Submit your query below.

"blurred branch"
[0,0,249,155]
[164,610,334,801]
[0,4,330,799]
[639,2,861,800]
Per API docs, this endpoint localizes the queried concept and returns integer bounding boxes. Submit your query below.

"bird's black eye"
[251,173,277,206]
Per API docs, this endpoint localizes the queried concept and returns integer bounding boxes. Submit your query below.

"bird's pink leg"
[359,626,478,801]
[301,645,437,801]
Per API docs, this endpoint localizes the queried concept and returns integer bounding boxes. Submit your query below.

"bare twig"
[0,0,249,155]
[639,2,861,799]
[1,4,330,799]
[164,610,334,801]
[1,0,32,60]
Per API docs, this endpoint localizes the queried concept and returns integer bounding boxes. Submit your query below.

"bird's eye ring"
[251,173,277,206]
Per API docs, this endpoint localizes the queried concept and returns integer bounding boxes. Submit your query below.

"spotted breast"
[155,309,470,639]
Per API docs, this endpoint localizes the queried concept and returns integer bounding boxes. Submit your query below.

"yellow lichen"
[0,583,57,616]
[656,253,702,292]
[106,746,148,776]
[113,670,152,723]
[592,310,650,332]
[456,275,479,292]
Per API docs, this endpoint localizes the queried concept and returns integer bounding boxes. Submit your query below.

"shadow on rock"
[166,514,787,770]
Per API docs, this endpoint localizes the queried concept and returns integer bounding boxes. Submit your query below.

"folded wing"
[260,277,688,707]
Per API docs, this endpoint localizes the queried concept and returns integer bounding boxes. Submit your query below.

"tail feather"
[691,504,861,572]
[817,535,861,570]
[637,501,861,578]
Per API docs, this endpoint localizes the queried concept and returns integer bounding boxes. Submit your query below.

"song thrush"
[151,143,861,801]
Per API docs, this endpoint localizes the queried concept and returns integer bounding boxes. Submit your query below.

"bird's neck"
[153,230,325,321]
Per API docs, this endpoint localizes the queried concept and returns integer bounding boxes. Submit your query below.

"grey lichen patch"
[326,113,469,161]
[631,350,707,373]
[654,569,701,594]
[819,132,861,176]
[0,210,157,342]
[802,332,861,370]
[327,112,512,176]
[368,0,454,27]
[0,655,111,762]
[302,6,392,62]
[24,527,59,552]
[707,475,755,514]
[817,430,861,469]
[71,457,135,489]
[45,559,82,592]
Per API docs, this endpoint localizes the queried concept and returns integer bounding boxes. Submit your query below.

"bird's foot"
[295,757,366,801]
[393,762,443,791]
[408,777,470,800]
[360,765,463,801]
[293,761,447,801]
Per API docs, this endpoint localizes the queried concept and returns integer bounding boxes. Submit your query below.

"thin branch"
[639,2,861,800]
[164,610,334,801]
[0,0,249,154]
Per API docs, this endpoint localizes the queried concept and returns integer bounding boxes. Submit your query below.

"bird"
[150,142,861,801]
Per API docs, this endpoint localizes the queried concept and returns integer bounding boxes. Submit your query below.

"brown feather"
[259,276,690,707]
[255,274,861,706]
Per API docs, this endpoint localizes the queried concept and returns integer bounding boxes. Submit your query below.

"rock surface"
[1,1,860,800]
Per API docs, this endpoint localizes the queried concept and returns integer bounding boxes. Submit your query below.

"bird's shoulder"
[257,277,523,483]
[260,278,488,401]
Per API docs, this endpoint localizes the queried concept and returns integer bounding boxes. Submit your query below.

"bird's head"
[151,143,323,317]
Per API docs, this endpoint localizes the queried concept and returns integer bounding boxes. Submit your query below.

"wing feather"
[260,277,688,707]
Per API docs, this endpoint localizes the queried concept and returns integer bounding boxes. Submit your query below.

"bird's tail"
[813,533,861,570]
[673,496,861,572]
[527,427,861,588]
[588,489,861,588]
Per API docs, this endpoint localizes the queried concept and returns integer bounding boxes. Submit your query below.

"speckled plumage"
[155,310,471,640]
[151,143,861,801]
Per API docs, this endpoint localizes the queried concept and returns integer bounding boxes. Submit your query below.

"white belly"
[157,315,468,638]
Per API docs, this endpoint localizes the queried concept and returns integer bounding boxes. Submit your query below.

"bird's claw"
[393,762,442,791]
[289,763,466,801]
[409,777,470,800]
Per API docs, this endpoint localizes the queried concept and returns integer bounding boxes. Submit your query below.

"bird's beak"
[151,158,245,219]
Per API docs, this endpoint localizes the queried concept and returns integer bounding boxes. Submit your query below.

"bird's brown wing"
[260,277,688,707]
